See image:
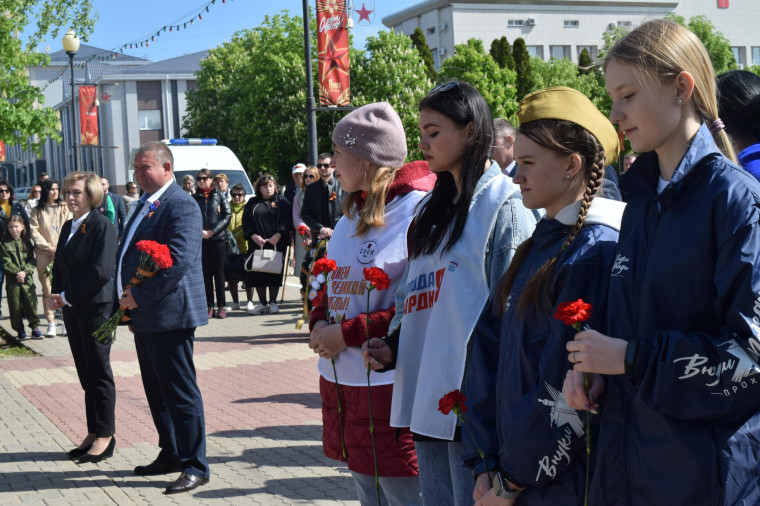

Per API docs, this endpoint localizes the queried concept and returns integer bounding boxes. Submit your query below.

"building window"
[753,47,760,66]
[426,26,435,35]
[526,45,544,59]
[577,45,598,60]
[550,45,571,60]
[508,19,524,27]
[432,48,440,68]
[731,46,746,66]
[564,20,579,28]
[616,21,632,27]
[138,110,162,131]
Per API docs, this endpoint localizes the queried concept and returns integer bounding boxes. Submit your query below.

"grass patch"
[0,326,37,358]
[0,342,36,358]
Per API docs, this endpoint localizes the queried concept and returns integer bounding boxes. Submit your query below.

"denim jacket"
[388,161,537,336]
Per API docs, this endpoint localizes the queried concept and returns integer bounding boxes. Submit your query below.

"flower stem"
[584,371,590,506]
[331,358,348,463]
[458,414,490,479]
[365,287,381,506]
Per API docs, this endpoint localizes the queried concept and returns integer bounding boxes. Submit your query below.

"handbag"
[224,229,240,255]
[245,246,283,273]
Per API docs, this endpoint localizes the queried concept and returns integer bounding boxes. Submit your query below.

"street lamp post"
[302,0,318,165]
[62,28,80,172]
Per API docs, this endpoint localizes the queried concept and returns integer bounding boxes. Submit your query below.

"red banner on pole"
[0,141,5,162]
[79,85,99,146]
[718,0,729,8]
[317,0,351,106]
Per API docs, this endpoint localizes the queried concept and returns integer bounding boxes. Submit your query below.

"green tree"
[352,30,432,161]
[529,57,610,115]
[666,14,736,74]
[185,11,335,181]
[490,36,514,71]
[577,48,593,74]
[512,37,533,101]
[0,0,96,149]
[438,38,518,123]
[410,27,436,81]
[599,25,629,60]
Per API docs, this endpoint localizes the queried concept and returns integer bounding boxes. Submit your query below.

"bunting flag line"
[40,0,235,91]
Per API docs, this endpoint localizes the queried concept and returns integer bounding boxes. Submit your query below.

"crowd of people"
[2,18,760,504]
[316,19,760,506]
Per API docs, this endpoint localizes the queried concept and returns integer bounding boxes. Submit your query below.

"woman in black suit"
[50,172,118,464]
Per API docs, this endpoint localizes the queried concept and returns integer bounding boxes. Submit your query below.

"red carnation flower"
[553,299,593,330]
[297,225,309,237]
[363,267,390,291]
[312,257,337,276]
[136,240,173,269]
[438,389,467,416]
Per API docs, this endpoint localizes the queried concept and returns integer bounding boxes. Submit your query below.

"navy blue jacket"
[116,182,208,333]
[463,198,622,505]
[593,125,760,505]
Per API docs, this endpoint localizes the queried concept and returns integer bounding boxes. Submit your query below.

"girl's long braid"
[516,137,606,314]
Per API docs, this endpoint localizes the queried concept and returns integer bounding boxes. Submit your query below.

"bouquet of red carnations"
[93,240,172,344]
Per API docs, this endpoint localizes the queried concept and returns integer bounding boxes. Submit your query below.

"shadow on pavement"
[230,392,320,408]
[195,332,309,345]
[210,424,322,441]
[192,476,357,501]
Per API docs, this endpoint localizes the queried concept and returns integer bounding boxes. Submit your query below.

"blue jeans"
[350,471,423,506]
[414,440,474,506]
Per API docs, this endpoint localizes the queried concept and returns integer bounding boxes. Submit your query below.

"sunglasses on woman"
[231,193,245,198]
[197,176,209,181]
[428,81,461,95]
[303,174,316,180]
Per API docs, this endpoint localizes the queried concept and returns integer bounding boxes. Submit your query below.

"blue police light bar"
[166,138,218,145]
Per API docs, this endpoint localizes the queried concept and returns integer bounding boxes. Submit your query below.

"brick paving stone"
[0,281,363,504]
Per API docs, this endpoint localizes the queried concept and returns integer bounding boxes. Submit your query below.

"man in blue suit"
[117,141,210,494]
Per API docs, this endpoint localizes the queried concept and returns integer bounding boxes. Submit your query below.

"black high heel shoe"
[78,437,115,464]
[67,443,92,459]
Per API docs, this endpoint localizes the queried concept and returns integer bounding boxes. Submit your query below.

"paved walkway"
[0,280,359,505]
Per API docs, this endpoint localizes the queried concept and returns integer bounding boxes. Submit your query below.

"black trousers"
[63,303,115,437]
[135,327,209,478]
[201,239,226,308]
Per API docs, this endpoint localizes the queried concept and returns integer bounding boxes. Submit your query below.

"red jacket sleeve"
[341,305,396,347]
[307,290,396,349]
[308,289,328,330]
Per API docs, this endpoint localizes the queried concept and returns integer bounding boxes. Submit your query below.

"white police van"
[162,138,255,200]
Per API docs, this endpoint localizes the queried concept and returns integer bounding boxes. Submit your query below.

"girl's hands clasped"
[563,329,628,412]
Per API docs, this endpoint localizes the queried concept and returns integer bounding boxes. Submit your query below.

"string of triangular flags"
[40,0,233,91]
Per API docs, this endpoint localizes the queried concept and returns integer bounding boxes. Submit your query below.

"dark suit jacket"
[300,177,344,238]
[108,191,127,237]
[115,182,207,333]
[51,210,116,306]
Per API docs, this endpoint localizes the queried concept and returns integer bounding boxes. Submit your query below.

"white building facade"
[5,47,204,191]
[383,0,759,68]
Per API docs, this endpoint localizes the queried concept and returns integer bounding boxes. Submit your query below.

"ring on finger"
[570,351,577,363]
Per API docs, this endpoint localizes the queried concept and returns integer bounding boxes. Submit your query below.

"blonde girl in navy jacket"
[563,19,760,505]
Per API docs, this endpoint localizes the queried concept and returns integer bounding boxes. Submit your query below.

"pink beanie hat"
[332,102,407,168]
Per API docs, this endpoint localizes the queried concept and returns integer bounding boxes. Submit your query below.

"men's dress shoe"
[164,472,209,494]
[67,443,93,459]
[134,459,183,476]
[78,437,115,464]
